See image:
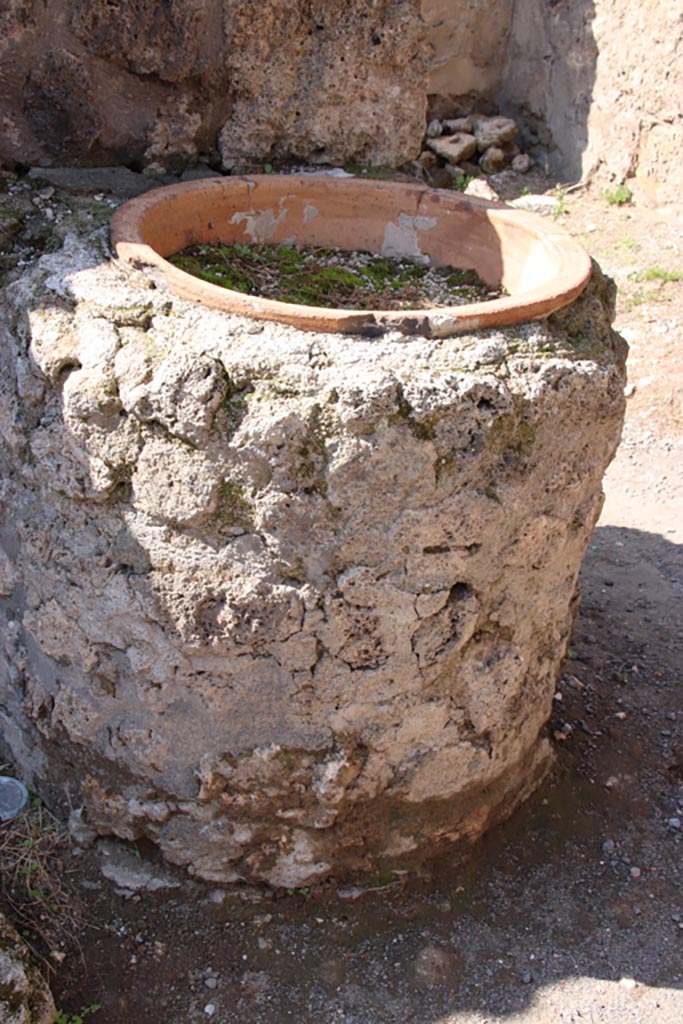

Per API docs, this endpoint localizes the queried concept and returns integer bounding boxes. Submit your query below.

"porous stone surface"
[473,115,517,153]
[0,179,626,887]
[478,146,506,175]
[425,1,682,197]
[0,0,427,173]
[500,0,683,195]
[98,839,181,895]
[426,133,477,166]
[421,0,514,103]
[0,910,56,1024]
[217,1,427,171]
[420,113,525,185]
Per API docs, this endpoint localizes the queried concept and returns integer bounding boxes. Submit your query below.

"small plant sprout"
[552,186,569,219]
[55,1004,101,1024]
[450,173,474,193]
[602,183,633,206]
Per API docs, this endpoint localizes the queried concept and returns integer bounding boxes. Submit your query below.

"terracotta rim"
[111,175,592,336]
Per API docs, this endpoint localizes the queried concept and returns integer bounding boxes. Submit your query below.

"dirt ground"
[9,172,683,1023]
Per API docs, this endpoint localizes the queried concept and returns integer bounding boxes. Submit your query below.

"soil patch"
[168,242,503,309]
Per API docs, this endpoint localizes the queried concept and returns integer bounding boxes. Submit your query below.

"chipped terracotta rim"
[111,175,592,336]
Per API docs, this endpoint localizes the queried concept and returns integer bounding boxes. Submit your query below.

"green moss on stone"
[487,409,537,461]
[213,481,254,530]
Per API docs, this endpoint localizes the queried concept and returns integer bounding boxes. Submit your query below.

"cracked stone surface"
[0,909,56,1024]
[0,0,427,172]
[0,180,626,887]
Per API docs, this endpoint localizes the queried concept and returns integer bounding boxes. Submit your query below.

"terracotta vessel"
[111,175,591,336]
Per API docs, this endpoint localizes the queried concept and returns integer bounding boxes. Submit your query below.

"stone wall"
[0,1,679,192]
[0,0,428,172]
[421,0,513,111]
[499,0,598,179]
[423,0,682,195]
[499,0,683,197]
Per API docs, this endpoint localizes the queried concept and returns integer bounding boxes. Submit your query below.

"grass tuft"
[629,266,683,284]
[602,183,633,206]
[0,786,86,967]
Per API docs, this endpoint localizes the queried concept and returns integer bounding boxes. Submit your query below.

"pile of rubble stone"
[417,114,532,187]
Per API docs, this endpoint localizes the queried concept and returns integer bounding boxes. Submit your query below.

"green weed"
[552,187,569,220]
[615,236,637,255]
[55,1004,101,1024]
[629,266,683,284]
[450,174,474,193]
[625,288,670,309]
[602,183,633,206]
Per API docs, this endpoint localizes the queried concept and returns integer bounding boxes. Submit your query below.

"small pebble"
[205,977,218,989]
[667,817,681,830]
[567,676,584,690]
[630,866,642,879]
[521,971,533,985]
[602,838,616,856]
[204,1005,215,1017]
[511,153,532,174]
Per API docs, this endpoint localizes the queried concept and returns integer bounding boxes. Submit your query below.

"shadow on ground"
[54,523,683,1023]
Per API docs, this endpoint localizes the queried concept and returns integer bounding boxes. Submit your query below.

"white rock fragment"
[510,193,562,216]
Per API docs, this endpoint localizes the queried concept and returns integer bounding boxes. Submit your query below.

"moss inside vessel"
[168,242,504,309]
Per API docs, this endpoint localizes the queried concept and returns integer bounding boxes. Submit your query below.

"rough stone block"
[0,1,428,172]
[0,911,56,1024]
[427,132,477,165]
[0,183,626,887]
